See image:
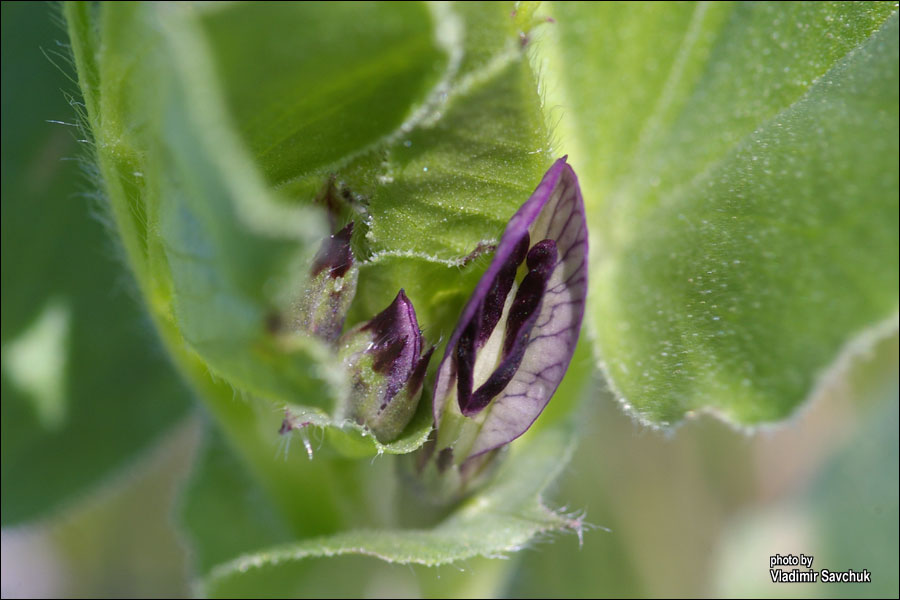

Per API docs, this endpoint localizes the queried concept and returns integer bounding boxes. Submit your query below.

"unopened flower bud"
[338,290,434,442]
[296,222,358,343]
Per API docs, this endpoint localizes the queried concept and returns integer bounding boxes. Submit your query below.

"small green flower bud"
[296,222,357,343]
[338,290,434,442]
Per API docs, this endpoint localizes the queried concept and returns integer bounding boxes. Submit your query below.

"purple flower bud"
[296,222,358,343]
[339,290,434,442]
[433,157,588,466]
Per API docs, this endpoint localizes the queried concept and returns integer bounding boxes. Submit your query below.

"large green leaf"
[539,2,899,425]
[1,2,191,525]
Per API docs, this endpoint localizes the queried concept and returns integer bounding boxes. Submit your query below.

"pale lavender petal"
[433,157,588,461]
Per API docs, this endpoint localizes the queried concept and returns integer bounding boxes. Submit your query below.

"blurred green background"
[1,3,897,598]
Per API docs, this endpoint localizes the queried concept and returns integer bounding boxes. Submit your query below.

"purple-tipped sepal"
[433,157,588,467]
[338,290,434,442]
[296,222,358,343]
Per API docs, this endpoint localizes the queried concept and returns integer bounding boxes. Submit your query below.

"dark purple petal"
[361,289,421,401]
[453,319,476,415]
[405,345,436,401]
[478,233,531,348]
[504,239,559,357]
[372,337,408,375]
[433,157,588,462]
[311,222,355,278]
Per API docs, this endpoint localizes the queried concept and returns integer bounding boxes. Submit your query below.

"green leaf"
[539,2,899,425]
[804,396,898,596]
[187,422,579,598]
[283,390,434,459]
[1,2,191,525]
[200,1,448,185]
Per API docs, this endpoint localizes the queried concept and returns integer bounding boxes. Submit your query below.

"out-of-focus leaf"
[712,332,898,598]
[809,398,899,597]
[538,2,899,425]
[179,426,299,575]
[200,1,447,186]
[0,2,190,525]
[50,421,200,598]
[191,423,579,598]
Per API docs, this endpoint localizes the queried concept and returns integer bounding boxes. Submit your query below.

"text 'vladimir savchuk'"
[769,554,871,583]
